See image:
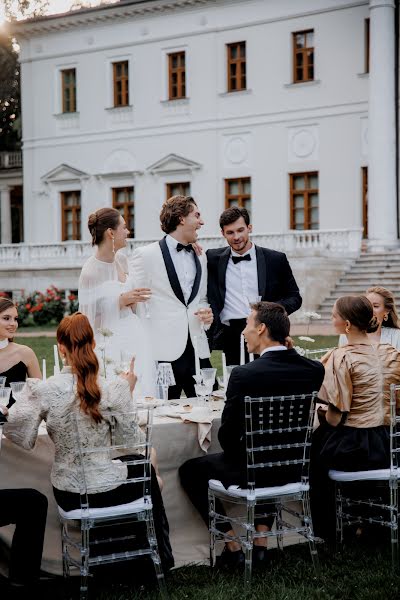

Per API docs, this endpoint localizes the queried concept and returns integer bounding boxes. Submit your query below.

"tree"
[0,31,20,151]
[3,1,49,20]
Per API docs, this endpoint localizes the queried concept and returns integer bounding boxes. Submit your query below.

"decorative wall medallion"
[86,36,94,46]
[199,15,208,26]
[34,43,43,53]
[292,129,315,158]
[288,125,319,162]
[225,137,248,165]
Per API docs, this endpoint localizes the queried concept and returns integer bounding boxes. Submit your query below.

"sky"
[0,0,117,25]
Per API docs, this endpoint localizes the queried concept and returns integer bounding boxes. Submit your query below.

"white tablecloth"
[0,412,223,574]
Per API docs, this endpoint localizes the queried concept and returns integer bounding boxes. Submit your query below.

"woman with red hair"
[4,312,173,572]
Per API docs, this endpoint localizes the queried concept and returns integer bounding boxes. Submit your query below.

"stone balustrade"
[0,151,22,169]
[0,228,362,270]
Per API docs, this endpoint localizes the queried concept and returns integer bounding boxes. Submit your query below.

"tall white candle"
[193,336,201,379]
[53,345,60,374]
[249,353,254,362]
[222,352,228,388]
[42,359,47,381]
[240,334,245,365]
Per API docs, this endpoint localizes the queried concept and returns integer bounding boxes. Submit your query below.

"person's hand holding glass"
[195,302,213,332]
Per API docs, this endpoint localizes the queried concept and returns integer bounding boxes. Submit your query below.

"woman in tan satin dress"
[310,295,400,541]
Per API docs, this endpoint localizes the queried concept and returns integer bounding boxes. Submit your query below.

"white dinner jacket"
[130,238,210,362]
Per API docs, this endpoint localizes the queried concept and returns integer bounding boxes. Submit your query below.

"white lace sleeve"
[4,378,47,449]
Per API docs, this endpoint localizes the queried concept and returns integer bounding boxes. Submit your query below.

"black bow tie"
[176,243,193,253]
[231,254,251,264]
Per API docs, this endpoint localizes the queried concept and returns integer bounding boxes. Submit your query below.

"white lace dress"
[78,252,157,399]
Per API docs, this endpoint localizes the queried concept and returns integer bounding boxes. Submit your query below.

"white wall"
[18,0,371,243]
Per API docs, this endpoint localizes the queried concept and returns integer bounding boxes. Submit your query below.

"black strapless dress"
[0,361,28,408]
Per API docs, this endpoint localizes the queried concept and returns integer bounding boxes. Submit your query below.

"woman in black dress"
[0,297,41,406]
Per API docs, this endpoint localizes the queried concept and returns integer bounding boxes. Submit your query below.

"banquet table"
[0,399,304,576]
[0,405,224,575]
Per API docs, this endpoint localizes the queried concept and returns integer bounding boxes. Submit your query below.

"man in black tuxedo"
[207,207,302,365]
[179,302,324,568]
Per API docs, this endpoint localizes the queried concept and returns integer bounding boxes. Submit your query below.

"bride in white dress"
[78,207,157,398]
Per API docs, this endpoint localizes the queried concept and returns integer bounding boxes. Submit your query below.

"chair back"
[71,407,153,512]
[304,348,333,360]
[244,392,317,491]
[390,384,400,474]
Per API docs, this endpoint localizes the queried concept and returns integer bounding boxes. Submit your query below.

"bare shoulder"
[11,342,37,362]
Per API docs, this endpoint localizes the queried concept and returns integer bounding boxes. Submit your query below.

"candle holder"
[156,363,176,402]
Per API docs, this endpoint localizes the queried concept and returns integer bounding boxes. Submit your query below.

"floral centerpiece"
[294,310,321,357]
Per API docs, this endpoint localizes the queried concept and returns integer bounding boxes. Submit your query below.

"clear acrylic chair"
[57,407,168,599]
[208,392,319,586]
[328,383,400,569]
[304,348,334,360]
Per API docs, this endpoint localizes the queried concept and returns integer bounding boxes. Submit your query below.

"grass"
[14,336,339,377]
[59,540,400,599]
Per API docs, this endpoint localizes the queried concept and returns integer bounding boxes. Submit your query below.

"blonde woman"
[339,286,400,350]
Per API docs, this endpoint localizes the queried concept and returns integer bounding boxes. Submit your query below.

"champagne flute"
[144,275,152,319]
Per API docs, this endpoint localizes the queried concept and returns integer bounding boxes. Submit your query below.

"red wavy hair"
[56,313,102,423]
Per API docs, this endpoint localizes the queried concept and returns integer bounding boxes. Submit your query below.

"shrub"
[25,286,66,325]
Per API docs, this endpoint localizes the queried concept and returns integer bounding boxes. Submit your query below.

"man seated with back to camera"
[179,302,325,569]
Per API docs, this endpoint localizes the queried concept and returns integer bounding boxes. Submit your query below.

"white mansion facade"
[0,0,398,312]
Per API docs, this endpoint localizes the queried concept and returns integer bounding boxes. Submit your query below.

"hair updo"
[88,207,121,246]
[335,295,379,333]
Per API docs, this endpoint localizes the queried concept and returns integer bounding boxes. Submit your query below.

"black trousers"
[0,488,48,584]
[221,319,258,366]
[179,453,274,534]
[164,336,212,400]
[53,458,174,572]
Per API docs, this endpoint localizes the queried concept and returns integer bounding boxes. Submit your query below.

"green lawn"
[63,540,399,599]
[15,336,338,378]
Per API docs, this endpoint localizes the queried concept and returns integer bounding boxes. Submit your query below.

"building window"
[290,172,319,230]
[61,191,81,241]
[112,186,135,237]
[168,52,186,100]
[225,178,251,212]
[166,182,191,200]
[113,61,129,107]
[61,68,77,113]
[227,42,246,92]
[292,30,314,83]
[364,18,370,74]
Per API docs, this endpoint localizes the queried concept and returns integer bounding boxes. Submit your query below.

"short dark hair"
[160,195,197,234]
[250,301,290,345]
[335,295,379,333]
[219,207,250,230]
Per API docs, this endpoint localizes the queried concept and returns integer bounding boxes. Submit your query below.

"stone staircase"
[317,251,400,321]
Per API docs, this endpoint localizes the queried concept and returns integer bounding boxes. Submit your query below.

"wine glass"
[10,381,26,402]
[246,295,262,314]
[194,382,211,408]
[197,301,211,332]
[0,388,11,407]
[0,377,6,388]
[200,367,216,393]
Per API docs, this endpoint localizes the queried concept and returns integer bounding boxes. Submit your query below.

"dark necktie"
[176,243,193,253]
[231,254,251,265]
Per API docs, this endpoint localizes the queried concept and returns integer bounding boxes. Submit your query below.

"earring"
[345,322,351,334]
[112,237,115,255]
[384,314,388,322]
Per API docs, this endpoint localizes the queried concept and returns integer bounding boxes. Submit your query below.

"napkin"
[178,407,213,453]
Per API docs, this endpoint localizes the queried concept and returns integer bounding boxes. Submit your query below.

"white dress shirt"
[260,346,287,356]
[166,235,196,303]
[220,243,259,325]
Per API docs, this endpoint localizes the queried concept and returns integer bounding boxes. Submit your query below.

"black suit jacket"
[218,349,325,487]
[206,245,302,349]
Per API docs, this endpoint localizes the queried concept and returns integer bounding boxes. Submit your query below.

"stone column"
[0,185,12,245]
[368,0,398,249]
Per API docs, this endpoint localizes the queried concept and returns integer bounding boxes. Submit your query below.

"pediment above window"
[147,154,202,176]
[95,150,142,180]
[41,164,89,184]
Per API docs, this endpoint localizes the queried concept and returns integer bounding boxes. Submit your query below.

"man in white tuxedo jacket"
[130,195,213,399]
